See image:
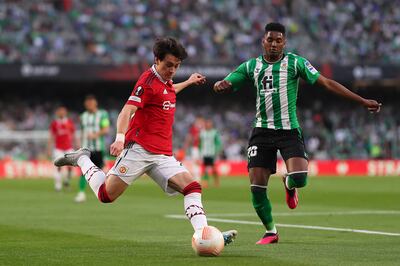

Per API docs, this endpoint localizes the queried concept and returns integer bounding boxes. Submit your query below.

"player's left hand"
[87,132,98,140]
[188,73,206,85]
[110,141,124,157]
[363,99,382,113]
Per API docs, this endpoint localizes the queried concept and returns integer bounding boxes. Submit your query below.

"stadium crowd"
[0,99,398,161]
[1,0,400,65]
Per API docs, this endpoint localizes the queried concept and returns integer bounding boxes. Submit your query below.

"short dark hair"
[85,94,97,101]
[153,37,188,61]
[265,22,286,35]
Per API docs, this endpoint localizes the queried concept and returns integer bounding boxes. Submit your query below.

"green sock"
[251,186,274,230]
[79,175,86,192]
[286,173,308,190]
[202,172,209,181]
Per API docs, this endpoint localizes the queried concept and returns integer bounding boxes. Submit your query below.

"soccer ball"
[192,226,224,256]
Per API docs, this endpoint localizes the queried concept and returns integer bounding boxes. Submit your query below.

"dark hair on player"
[153,37,188,61]
[85,94,97,101]
[264,22,286,35]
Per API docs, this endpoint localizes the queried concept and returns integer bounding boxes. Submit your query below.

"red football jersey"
[50,118,75,150]
[125,65,176,155]
[189,125,201,147]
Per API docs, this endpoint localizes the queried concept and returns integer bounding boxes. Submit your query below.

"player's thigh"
[278,129,309,172]
[248,143,277,174]
[168,171,194,194]
[247,128,278,174]
[147,155,191,195]
[105,174,129,200]
[107,145,152,187]
[249,167,273,186]
[285,157,308,173]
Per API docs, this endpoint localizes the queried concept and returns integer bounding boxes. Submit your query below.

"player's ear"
[155,57,161,65]
[262,34,268,46]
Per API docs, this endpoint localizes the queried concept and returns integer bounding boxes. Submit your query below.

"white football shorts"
[190,146,200,160]
[107,143,189,195]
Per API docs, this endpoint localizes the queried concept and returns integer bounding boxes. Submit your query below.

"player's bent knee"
[182,181,202,196]
[287,172,308,188]
[98,183,114,203]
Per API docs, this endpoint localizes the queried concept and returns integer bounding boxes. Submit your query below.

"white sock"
[54,169,62,190]
[266,226,277,234]
[77,155,106,195]
[184,192,208,231]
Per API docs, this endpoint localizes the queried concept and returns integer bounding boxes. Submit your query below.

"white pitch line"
[205,210,400,217]
[165,215,400,237]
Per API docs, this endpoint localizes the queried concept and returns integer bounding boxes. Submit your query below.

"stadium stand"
[1,0,399,64]
[0,0,399,161]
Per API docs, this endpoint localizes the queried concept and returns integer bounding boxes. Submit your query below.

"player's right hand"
[362,99,382,113]
[110,141,124,157]
[213,80,232,94]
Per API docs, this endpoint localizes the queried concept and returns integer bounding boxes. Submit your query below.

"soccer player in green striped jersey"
[75,95,110,202]
[214,22,381,245]
[199,119,222,187]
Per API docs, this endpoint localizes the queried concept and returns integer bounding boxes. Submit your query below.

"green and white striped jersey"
[199,129,222,158]
[80,110,110,152]
[225,53,320,130]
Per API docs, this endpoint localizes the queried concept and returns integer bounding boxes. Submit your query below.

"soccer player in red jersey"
[184,116,204,182]
[48,106,77,191]
[55,37,237,245]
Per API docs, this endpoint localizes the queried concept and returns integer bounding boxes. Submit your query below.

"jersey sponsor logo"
[134,86,144,96]
[261,75,277,93]
[248,146,258,157]
[304,61,318,75]
[128,96,141,103]
[163,101,176,110]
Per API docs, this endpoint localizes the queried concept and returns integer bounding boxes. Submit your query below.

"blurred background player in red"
[48,106,77,191]
[199,119,222,188]
[184,116,204,181]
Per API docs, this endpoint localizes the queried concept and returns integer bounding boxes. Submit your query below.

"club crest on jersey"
[118,165,129,174]
[134,86,144,96]
[281,62,287,70]
[304,61,318,75]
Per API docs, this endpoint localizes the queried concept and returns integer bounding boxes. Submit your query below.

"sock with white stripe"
[251,185,275,231]
[54,169,62,191]
[77,155,106,196]
[183,182,208,231]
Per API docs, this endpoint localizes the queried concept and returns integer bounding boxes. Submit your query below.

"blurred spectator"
[0,98,399,160]
[0,0,399,65]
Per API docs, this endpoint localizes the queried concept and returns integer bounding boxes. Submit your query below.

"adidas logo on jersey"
[163,89,168,94]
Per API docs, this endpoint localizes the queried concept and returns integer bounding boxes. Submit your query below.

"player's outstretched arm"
[316,75,382,113]
[213,80,233,94]
[174,73,206,94]
[110,104,137,157]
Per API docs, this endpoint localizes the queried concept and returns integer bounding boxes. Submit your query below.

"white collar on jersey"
[151,64,169,84]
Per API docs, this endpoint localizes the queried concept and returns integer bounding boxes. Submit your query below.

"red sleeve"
[49,121,56,136]
[69,119,75,133]
[126,83,153,109]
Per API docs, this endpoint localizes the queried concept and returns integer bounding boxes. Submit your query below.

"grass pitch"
[0,176,399,265]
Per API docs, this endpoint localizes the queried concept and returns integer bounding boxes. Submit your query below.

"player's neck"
[263,53,283,64]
